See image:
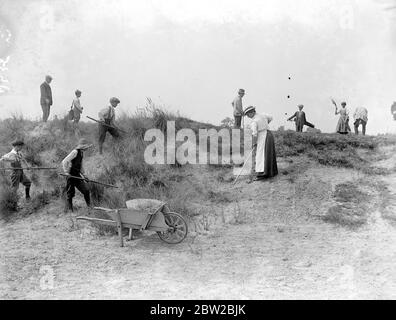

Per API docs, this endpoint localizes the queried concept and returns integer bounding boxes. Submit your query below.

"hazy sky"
[1,0,396,133]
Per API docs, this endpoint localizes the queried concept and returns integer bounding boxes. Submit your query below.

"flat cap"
[11,139,25,147]
[110,97,120,104]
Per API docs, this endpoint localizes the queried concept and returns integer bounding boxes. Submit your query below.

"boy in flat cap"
[287,104,315,132]
[62,138,93,212]
[40,75,53,122]
[98,97,121,154]
[231,89,245,129]
[71,89,83,136]
[0,140,32,199]
[72,89,83,124]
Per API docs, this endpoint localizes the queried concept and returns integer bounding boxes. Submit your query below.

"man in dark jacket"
[40,75,53,122]
[287,104,315,132]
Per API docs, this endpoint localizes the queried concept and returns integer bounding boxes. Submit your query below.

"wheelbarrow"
[76,199,188,247]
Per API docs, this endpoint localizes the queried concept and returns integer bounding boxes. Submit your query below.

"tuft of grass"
[0,183,19,219]
[323,182,370,228]
[206,190,232,203]
[273,131,387,170]
[27,191,51,214]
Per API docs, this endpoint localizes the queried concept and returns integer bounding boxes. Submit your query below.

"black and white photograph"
[1,0,396,302]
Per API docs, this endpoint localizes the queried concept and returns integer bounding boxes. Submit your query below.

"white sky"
[1,0,396,133]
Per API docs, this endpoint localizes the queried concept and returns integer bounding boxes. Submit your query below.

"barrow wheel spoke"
[157,212,188,244]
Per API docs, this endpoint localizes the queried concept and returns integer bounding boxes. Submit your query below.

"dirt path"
[1,149,396,299]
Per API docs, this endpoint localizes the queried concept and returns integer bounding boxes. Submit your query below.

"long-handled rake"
[233,148,254,185]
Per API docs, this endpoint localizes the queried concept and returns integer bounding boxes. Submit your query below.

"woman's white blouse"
[250,114,273,136]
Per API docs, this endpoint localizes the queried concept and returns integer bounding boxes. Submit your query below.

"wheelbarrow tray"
[76,202,188,247]
[77,206,169,232]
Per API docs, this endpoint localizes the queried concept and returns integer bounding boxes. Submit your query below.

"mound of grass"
[274,131,387,170]
[323,182,370,228]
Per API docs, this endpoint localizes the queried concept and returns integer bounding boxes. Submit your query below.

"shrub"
[27,191,51,214]
[0,183,19,219]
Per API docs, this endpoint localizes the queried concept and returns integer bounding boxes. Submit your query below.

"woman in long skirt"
[335,102,351,134]
[244,106,278,181]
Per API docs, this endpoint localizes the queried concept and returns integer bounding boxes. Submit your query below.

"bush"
[27,191,51,214]
[0,183,19,219]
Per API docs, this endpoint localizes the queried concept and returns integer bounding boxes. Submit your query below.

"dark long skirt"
[257,130,278,178]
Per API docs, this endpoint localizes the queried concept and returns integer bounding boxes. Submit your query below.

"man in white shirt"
[231,89,245,129]
[0,140,31,199]
[98,97,121,154]
[353,107,368,135]
[391,102,396,121]
[72,89,83,123]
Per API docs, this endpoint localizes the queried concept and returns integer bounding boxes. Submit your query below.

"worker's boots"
[65,198,74,212]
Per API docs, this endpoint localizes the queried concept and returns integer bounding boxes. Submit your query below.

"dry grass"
[0,183,19,219]
[323,182,371,228]
[1,105,396,231]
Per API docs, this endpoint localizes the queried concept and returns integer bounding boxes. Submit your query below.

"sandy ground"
[1,147,396,300]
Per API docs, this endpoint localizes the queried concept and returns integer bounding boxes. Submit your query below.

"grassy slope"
[1,108,396,228]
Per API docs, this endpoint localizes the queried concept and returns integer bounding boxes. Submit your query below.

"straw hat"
[75,138,92,150]
[243,106,256,116]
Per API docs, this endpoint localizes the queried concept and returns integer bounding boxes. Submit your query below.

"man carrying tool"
[98,97,121,155]
[0,140,31,200]
[231,89,245,129]
[62,138,93,212]
[287,104,315,132]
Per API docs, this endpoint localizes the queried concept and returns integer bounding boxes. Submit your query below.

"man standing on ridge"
[40,75,53,122]
[353,106,368,135]
[287,104,315,132]
[98,97,121,155]
[231,89,245,129]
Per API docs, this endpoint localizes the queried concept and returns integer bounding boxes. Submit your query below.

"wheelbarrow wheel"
[157,212,188,244]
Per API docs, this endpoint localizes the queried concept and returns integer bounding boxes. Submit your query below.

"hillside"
[1,110,396,299]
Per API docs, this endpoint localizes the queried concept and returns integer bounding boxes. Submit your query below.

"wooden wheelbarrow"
[76,199,188,247]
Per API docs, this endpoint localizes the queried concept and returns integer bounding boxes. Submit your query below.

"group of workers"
[0,136,95,212]
[0,75,123,211]
[40,75,121,154]
[0,79,377,211]
[230,88,371,183]
[231,89,369,135]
